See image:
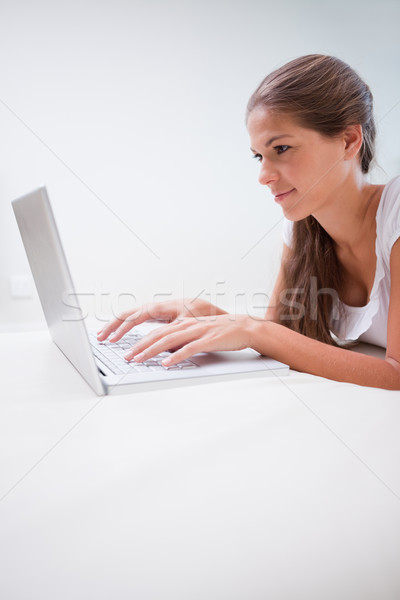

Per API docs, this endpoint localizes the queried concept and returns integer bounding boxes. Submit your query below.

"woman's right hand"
[96,298,227,343]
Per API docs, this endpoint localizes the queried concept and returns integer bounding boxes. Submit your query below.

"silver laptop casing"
[13,187,106,395]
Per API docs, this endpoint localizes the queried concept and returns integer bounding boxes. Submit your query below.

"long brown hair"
[246,55,376,344]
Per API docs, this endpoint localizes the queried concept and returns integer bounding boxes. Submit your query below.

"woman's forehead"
[247,107,303,137]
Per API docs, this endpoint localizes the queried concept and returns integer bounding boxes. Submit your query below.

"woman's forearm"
[249,319,400,390]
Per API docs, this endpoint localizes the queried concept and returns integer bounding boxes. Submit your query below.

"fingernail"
[134,352,144,361]
[162,357,172,366]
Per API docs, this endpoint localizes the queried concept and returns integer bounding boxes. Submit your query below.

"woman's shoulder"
[381,175,400,201]
[377,175,400,259]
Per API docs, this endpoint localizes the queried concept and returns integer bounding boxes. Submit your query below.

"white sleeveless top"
[282,176,400,348]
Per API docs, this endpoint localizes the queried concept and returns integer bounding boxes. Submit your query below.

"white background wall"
[1,0,400,330]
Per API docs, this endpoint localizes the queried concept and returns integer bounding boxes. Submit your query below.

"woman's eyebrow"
[264,134,294,147]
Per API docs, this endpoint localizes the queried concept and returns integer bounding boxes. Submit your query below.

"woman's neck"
[312,174,384,254]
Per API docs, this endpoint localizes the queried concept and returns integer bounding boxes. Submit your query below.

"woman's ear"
[343,124,363,161]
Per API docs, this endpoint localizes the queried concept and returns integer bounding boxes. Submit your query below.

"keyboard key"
[134,365,154,372]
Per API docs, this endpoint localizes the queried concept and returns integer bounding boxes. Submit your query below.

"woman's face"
[247,106,352,221]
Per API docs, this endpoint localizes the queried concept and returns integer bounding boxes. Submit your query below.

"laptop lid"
[12,187,106,396]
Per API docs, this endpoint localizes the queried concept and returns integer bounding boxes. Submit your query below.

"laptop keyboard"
[89,332,198,375]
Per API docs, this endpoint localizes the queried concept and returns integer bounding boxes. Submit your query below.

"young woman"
[97,54,400,390]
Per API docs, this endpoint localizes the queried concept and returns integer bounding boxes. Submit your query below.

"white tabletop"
[1,330,399,600]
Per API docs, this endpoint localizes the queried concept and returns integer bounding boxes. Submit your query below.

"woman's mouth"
[274,188,295,202]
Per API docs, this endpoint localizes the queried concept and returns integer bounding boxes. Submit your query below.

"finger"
[124,319,193,355]
[161,340,203,366]
[96,314,134,341]
[123,323,184,359]
[124,328,197,362]
[97,302,179,342]
[96,316,126,341]
[97,309,147,341]
[107,310,154,342]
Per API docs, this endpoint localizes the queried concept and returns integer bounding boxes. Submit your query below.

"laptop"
[12,187,289,395]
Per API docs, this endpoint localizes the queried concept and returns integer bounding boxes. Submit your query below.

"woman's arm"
[250,320,400,389]
[123,306,400,389]
[110,244,400,390]
[120,306,400,389]
[252,238,400,390]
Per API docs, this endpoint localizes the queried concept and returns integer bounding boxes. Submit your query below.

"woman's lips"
[274,188,295,202]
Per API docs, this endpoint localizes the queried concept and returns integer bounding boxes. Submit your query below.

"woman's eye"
[252,154,262,162]
[274,145,290,155]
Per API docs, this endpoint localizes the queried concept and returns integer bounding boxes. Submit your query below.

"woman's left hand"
[123,314,257,366]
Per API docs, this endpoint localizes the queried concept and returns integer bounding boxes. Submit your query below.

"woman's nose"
[258,160,278,186]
